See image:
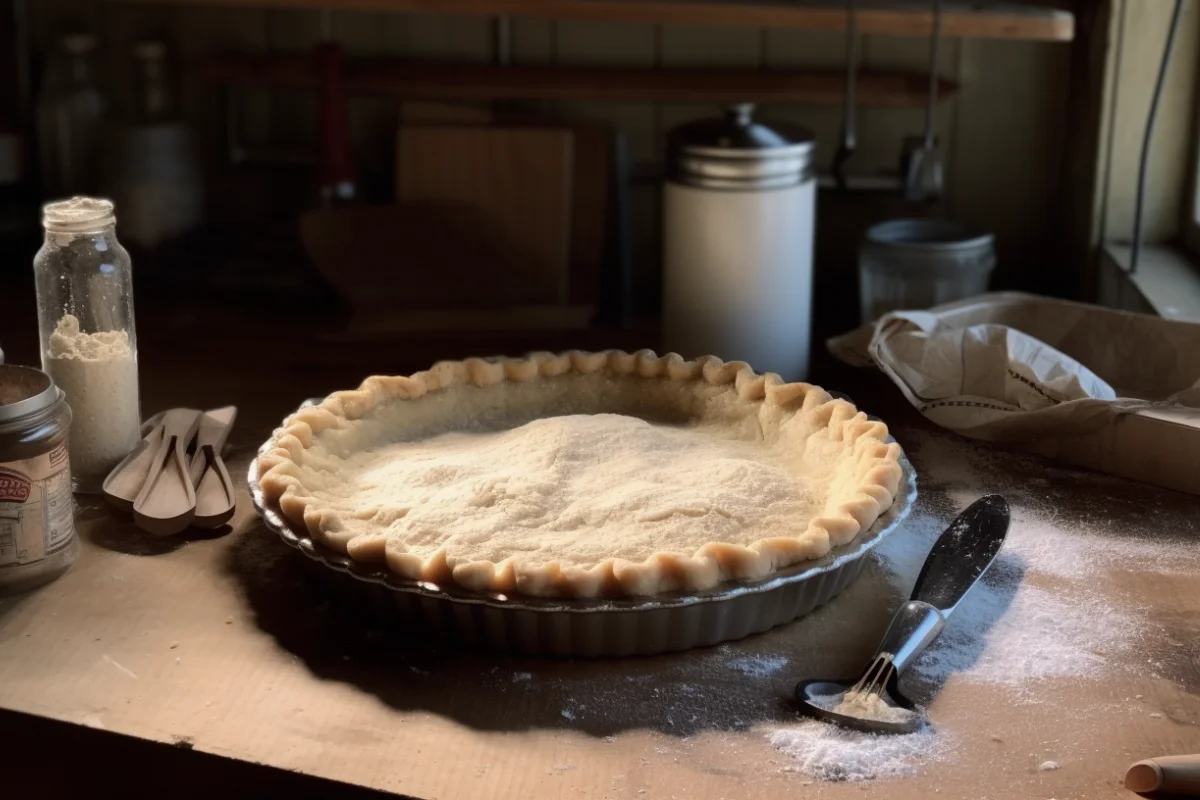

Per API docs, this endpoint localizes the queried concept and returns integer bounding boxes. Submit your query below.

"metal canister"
[0,364,77,594]
[662,103,817,380]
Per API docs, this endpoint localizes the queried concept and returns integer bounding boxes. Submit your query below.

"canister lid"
[0,365,63,423]
[667,103,816,190]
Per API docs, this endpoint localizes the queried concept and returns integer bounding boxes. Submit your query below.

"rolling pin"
[1125,755,1200,795]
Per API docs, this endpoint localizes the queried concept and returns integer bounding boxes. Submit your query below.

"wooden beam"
[204,55,959,106]
[112,0,1076,42]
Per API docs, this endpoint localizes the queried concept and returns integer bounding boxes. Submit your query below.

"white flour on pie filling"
[322,413,823,567]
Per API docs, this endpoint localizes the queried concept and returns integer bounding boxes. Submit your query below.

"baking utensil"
[1125,754,1200,795]
[795,494,1009,733]
[188,406,238,529]
[248,398,917,657]
[832,0,858,191]
[102,417,167,513]
[132,408,202,536]
[900,0,944,203]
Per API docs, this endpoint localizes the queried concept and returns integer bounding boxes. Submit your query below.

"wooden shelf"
[115,0,1075,42]
[206,56,959,106]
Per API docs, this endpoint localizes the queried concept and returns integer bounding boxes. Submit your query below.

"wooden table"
[2,360,1199,799]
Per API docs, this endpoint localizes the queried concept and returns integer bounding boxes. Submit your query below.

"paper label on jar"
[0,442,74,567]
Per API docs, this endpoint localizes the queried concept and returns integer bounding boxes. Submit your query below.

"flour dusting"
[727,655,788,678]
[769,722,950,781]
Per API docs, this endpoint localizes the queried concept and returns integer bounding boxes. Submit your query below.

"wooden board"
[111,0,1076,42]
[396,125,574,304]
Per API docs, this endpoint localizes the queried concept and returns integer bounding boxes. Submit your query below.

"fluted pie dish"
[256,350,903,599]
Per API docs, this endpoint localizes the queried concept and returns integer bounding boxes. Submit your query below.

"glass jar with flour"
[33,197,141,493]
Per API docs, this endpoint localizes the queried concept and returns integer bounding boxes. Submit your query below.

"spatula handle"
[876,599,945,674]
[910,494,1009,615]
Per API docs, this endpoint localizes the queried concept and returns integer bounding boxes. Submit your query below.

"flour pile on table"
[769,722,951,781]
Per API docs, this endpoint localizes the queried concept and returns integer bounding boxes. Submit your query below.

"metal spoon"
[832,0,858,191]
[901,0,944,203]
[795,494,1009,734]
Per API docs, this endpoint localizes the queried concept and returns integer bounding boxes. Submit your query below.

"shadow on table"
[0,591,30,623]
[222,489,1020,738]
[79,500,232,557]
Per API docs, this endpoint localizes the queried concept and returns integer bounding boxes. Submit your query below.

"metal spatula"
[795,494,1009,734]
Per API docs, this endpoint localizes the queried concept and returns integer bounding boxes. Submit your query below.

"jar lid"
[42,196,116,234]
[0,365,62,423]
[667,103,816,189]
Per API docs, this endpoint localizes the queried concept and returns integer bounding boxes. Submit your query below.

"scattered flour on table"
[769,722,951,782]
[43,314,140,482]
[726,655,788,678]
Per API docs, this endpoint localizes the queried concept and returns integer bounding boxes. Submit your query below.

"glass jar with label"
[34,196,141,493]
[0,364,77,594]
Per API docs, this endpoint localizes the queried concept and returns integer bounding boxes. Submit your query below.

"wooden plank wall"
[30,1,1073,307]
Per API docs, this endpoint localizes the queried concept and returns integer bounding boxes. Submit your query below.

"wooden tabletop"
[2,358,1199,799]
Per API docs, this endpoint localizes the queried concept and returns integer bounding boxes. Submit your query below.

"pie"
[256,350,903,598]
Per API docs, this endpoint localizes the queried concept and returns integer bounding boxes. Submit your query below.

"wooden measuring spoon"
[133,408,202,536]
[103,415,167,513]
[188,406,238,529]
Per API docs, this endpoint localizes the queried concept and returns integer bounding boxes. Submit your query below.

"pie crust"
[256,350,903,598]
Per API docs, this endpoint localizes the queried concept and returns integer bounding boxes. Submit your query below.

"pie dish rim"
[254,350,905,599]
